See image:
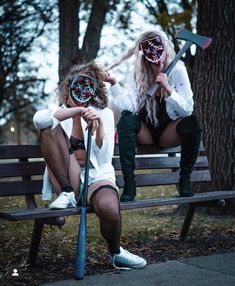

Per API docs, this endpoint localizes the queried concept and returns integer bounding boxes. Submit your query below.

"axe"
[146,28,212,97]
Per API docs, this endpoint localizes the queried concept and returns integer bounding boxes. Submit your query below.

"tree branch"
[81,0,110,61]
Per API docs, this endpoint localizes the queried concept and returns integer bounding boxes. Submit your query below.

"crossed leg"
[40,124,81,198]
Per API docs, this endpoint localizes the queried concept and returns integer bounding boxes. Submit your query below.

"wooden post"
[180,204,196,241]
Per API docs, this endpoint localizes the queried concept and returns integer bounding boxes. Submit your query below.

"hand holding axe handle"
[147,28,212,97]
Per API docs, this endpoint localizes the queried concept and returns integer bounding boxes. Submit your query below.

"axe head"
[176,28,212,49]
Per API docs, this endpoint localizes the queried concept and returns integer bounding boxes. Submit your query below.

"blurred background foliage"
[0,0,197,144]
[0,0,234,199]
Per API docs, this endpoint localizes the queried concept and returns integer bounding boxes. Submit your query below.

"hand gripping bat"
[146,28,212,97]
[74,127,92,280]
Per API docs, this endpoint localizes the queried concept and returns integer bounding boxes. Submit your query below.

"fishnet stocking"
[40,125,71,189]
[91,189,121,255]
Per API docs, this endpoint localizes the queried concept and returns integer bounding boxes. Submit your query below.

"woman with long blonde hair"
[103,30,201,201]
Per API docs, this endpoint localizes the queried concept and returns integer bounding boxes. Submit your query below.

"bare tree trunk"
[59,0,79,81]
[193,0,235,212]
[79,0,109,62]
[58,0,109,81]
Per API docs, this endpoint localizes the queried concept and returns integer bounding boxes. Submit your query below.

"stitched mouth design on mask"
[139,36,164,64]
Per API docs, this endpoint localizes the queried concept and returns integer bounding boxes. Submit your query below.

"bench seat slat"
[1,191,234,221]
[116,170,211,188]
[0,207,85,220]
[120,191,235,210]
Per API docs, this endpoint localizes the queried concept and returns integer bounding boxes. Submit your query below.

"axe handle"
[146,41,192,97]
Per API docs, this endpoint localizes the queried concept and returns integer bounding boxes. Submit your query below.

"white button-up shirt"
[108,61,194,123]
[36,105,116,200]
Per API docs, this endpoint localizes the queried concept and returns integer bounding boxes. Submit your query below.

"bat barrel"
[74,207,87,280]
[74,127,92,280]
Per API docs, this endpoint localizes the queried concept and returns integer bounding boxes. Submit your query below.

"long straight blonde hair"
[109,30,175,126]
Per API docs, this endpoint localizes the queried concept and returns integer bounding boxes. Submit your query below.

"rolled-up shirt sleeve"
[109,81,138,113]
[33,103,62,130]
[92,108,115,165]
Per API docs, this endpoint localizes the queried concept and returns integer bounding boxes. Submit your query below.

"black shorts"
[138,106,172,144]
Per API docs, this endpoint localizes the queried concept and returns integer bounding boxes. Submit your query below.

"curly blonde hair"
[109,30,175,126]
[58,61,108,109]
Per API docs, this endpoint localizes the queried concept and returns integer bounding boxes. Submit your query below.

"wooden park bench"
[0,143,234,265]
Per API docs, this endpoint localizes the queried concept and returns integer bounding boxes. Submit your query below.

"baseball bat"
[74,127,92,280]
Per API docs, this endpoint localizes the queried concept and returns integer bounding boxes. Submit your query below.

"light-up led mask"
[139,36,165,64]
[69,74,97,107]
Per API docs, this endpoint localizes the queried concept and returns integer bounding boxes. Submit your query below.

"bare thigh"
[137,122,155,144]
[74,149,87,166]
[87,180,119,206]
[159,118,182,147]
[68,154,81,194]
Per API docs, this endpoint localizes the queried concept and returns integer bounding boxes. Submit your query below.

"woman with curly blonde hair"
[103,30,201,201]
[33,61,147,270]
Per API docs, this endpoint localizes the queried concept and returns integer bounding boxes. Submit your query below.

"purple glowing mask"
[69,74,97,107]
[139,36,165,64]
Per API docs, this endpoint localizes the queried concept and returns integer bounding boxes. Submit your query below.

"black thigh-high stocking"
[176,115,202,196]
[117,111,141,202]
[40,125,72,191]
[91,189,121,255]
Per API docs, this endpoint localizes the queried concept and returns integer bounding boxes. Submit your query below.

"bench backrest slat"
[115,170,211,188]
[0,161,45,177]
[112,156,209,170]
[0,144,211,198]
[0,145,41,159]
[0,180,43,196]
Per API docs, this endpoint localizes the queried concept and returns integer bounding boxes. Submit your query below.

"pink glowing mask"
[139,36,165,64]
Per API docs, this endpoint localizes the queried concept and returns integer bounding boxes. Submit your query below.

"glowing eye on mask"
[70,74,97,106]
[139,36,164,64]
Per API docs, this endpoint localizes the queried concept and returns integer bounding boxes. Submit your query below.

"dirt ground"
[1,215,235,286]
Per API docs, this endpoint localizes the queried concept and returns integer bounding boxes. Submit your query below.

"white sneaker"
[49,192,77,209]
[112,247,147,270]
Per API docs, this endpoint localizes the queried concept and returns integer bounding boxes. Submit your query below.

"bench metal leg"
[180,204,196,241]
[28,220,44,264]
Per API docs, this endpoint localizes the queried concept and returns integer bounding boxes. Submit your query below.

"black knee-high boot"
[176,115,202,197]
[117,111,141,202]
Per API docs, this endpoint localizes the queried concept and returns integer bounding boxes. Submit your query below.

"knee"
[117,111,141,134]
[188,115,202,133]
[33,109,54,130]
[97,199,120,222]
[176,115,202,136]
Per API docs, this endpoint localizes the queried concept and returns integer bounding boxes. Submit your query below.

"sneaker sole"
[49,205,76,209]
[114,260,147,269]
[129,261,147,269]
